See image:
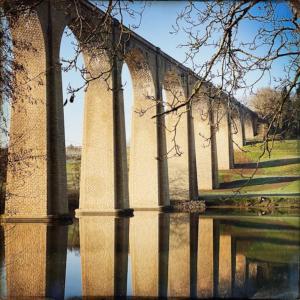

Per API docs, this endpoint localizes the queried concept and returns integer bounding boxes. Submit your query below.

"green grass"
[244,242,299,264]
[203,139,300,198]
[235,139,300,162]
[67,158,81,192]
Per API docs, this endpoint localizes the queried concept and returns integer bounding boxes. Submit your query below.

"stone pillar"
[252,117,258,137]
[4,223,67,298]
[128,49,169,210]
[244,114,255,141]
[215,104,234,170]
[187,75,199,200]
[4,3,68,219]
[218,234,233,298]
[168,213,190,297]
[231,110,245,151]
[165,72,192,200]
[78,26,130,215]
[193,93,218,190]
[79,216,129,297]
[130,212,169,297]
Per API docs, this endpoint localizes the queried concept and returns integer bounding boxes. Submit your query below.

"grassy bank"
[200,139,300,206]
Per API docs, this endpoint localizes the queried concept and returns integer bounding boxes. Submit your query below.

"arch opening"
[60,26,85,209]
[0,13,12,219]
[121,62,134,147]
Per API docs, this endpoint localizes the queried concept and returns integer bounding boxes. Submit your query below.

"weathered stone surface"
[126,48,169,209]
[79,53,129,213]
[164,70,191,200]
[5,3,68,218]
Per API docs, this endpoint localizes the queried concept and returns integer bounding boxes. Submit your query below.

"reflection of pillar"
[216,106,234,170]
[0,225,5,296]
[197,218,214,298]
[129,50,169,209]
[4,223,67,298]
[248,262,257,281]
[218,234,233,298]
[5,2,68,219]
[247,261,258,294]
[168,213,190,297]
[79,216,129,297]
[130,212,169,297]
[234,253,247,296]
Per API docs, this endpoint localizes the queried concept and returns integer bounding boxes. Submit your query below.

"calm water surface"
[0,212,299,299]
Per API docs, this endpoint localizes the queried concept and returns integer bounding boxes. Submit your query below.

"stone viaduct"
[0,0,260,220]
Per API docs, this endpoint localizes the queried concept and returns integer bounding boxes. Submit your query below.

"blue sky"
[61,1,294,146]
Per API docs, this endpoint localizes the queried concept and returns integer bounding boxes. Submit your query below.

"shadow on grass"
[219,176,300,189]
[235,157,300,169]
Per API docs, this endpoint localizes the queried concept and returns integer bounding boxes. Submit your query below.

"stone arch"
[58,16,130,213]
[123,47,169,209]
